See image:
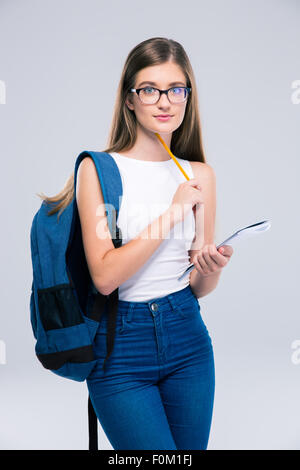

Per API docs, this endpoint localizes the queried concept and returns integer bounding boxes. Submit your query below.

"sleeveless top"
[109,152,196,302]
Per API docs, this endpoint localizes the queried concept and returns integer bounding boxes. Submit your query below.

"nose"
[157,91,171,107]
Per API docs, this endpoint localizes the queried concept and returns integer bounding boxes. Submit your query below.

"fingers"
[217,244,234,257]
[186,177,202,190]
[202,245,227,269]
[192,244,229,276]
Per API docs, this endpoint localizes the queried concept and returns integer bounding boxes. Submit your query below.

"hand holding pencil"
[155,132,203,224]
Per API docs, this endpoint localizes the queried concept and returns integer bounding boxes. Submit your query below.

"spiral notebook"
[178,219,271,281]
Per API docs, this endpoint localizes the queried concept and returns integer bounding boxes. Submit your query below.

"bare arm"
[188,162,220,298]
[98,207,176,295]
[76,157,178,296]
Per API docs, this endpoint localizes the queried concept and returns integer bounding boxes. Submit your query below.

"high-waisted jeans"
[86,284,215,450]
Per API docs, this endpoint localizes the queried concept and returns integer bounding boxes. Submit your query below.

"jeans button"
[150,302,158,312]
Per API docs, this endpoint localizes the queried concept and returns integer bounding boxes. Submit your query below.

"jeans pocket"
[178,294,201,316]
[176,298,209,342]
[82,314,99,342]
[97,314,127,335]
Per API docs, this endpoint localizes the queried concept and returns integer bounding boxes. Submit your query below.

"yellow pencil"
[154,133,190,181]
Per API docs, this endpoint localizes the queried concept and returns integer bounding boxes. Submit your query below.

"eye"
[171,87,183,94]
[144,87,155,93]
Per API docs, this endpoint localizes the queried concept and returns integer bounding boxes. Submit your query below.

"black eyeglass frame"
[130,86,192,104]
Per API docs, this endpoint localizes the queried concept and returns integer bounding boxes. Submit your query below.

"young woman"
[49,37,233,450]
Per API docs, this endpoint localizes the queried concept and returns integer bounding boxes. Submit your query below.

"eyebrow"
[137,80,186,88]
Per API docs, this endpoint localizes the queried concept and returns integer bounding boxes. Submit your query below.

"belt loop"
[126,303,134,323]
[167,293,178,311]
[168,291,184,317]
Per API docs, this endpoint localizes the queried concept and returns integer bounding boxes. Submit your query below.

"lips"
[154,114,173,121]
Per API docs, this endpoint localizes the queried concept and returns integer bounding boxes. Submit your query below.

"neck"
[126,124,172,161]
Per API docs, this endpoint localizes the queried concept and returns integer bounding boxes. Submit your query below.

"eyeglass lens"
[139,87,188,104]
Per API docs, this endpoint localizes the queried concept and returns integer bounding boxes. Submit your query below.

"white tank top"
[109,152,196,302]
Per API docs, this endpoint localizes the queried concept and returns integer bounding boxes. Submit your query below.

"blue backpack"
[29,151,123,450]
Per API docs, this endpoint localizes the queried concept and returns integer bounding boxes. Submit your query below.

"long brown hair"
[37,37,207,219]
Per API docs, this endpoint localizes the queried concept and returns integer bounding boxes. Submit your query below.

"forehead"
[135,62,186,86]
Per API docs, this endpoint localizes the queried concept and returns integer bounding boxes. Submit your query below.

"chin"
[150,123,177,133]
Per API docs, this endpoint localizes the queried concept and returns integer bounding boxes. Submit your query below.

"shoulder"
[76,156,103,205]
[77,155,95,175]
[76,156,101,187]
[189,160,216,184]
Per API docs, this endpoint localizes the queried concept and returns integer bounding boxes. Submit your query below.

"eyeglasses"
[130,86,191,104]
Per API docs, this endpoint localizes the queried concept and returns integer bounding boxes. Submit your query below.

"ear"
[125,94,134,111]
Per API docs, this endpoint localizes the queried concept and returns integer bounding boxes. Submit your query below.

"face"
[125,61,189,136]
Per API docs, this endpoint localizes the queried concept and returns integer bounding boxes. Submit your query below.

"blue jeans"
[86,284,215,450]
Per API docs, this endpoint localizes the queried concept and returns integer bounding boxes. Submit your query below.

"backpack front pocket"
[37,283,84,331]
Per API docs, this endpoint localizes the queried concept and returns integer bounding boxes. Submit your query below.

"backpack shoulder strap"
[74,151,123,241]
[74,151,123,451]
